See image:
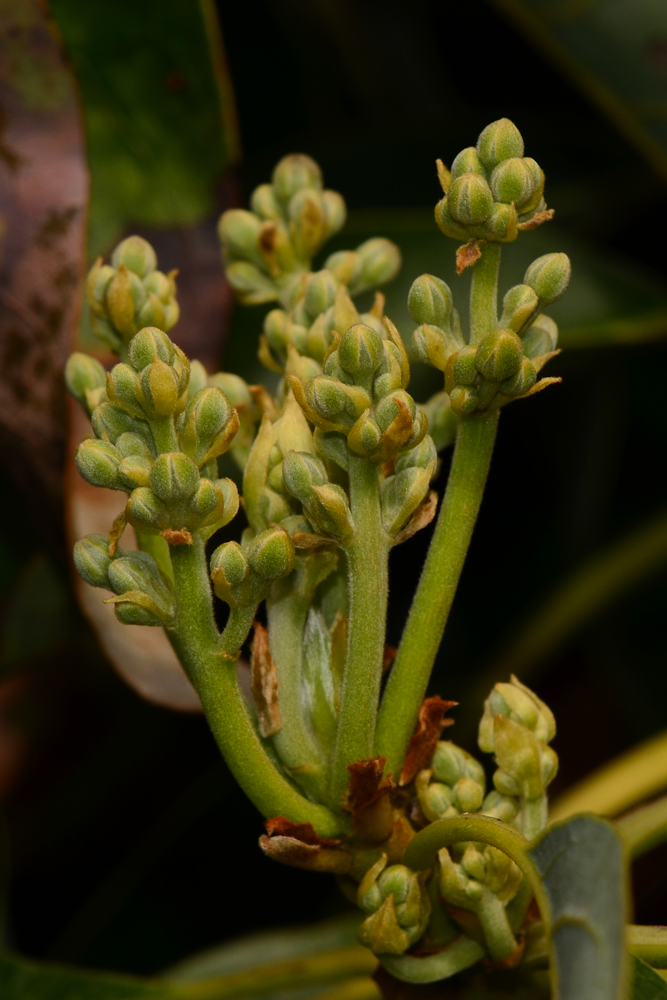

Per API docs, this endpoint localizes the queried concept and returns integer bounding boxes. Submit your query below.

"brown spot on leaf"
[455,240,484,275]
[400,696,457,786]
[250,622,282,738]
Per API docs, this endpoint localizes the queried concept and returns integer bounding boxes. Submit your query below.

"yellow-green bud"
[128,327,174,371]
[65,353,107,414]
[476,118,524,170]
[75,439,122,490]
[352,238,401,293]
[282,450,327,504]
[500,357,536,397]
[136,360,180,418]
[189,477,224,525]
[475,329,523,382]
[107,267,147,338]
[126,487,169,534]
[111,236,157,278]
[489,157,533,206]
[451,146,486,180]
[73,534,114,588]
[524,253,571,305]
[499,284,539,333]
[358,858,430,955]
[106,364,144,418]
[481,790,519,825]
[434,197,469,241]
[118,454,152,490]
[210,540,250,606]
[91,403,134,443]
[522,314,558,358]
[432,741,486,790]
[453,344,478,385]
[150,452,199,505]
[86,261,115,316]
[225,261,277,304]
[321,189,347,237]
[375,389,415,433]
[107,550,175,626]
[180,387,235,465]
[308,376,351,421]
[288,188,326,259]
[395,434,437,472]
[272,153,323,202]
[483,201,518,242]
[338,324,384,384]
[447,174,494,226]
[347,410,382,457]
[324,249,363,287]
[381,466,432,534]
[304,270,338,319]
[408,274,453,328]
[246,526,295,579]
[218,209,264,265]
[480,676,556,750]
[449,385,479,417]
[250,183,283,220]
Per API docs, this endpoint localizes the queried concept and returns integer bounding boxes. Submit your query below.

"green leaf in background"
[488,0,667,184]
[0,949,169,1000]
[631,956,667,999]
[528,815,627,1000]
[48,0,240,257]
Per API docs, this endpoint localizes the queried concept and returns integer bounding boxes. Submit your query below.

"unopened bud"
[452,345,478,385]
[451,147,486,180]
[282,450,327,504]
[434,197,469,241]
[289,188,326,258]
[381,466,432,534]
[73,534,114,588]
[128,327,174,371]
[375,389,416,433]
[210,540,250,606]
[272,154,323,202]
[481,790,519,824]
[75,439,122,490]
[107,550,175,626]
[475,329,523,382]
[111,236,157,278]
[118,454,152,489]
[408,274,454,328]
[524,253,571,305]
[522,314,558,358]
[250,183,283,220]
[86,260,115,316]
[65,353,107,414]
[150,452,199,505]
[499,284,539,332]
[476,118,524,170]
[490,157,533,206]
[447,174,494,226]
[449,385,479,417]
[483,201,518,242]
[348,410,382,457]
[395,434,437,472]
[324,249,363,287]
[218,209,264,265]
[354,238,402,292]
[106,267,146,338]
[338,324,384,384]
[181,387,236,465]
[107,364,144,418]
[136,360,180,418]
[500,357,536,397]
[225,261,276,304]
[321,190,347,237]
[304,269,338,318]
[126,487,169,534]
[246,527,295,579]
[432,741,486,790]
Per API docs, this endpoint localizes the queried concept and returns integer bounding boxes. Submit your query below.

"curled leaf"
[400,696,456,786]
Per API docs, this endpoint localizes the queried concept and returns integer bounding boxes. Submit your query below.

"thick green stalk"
[152,415,179,453]
[375,413,498,781]
[330,454,390,807]
[469,242,501,344]
[267,591,328,800]
[167,536,342,836]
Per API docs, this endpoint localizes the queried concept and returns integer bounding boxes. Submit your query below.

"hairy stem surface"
[469,243,501,344]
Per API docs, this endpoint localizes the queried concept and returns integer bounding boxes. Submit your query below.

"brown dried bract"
[265,816,340,846]
[346,756,395,842]
[456,240,484,275]
[161,528,193,546]
[393,490,438,547]
[260,816,349,873]
[518,208,555,231]
[250,622,282,737]
[400,696,457,786]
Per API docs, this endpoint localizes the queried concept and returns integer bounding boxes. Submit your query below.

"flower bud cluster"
[73,535,176,627]
[86,236,179,353]
[73,327,240,545]
[357,854,431,956]
[415,740,486,822]
[409,256,568,417]
[434,119,549,245]
[478,675,558,837]
[209,525,295,610]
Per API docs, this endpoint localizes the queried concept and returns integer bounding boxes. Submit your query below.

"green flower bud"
[106,364,144,418]
[263,309,291,353]
[75,438,122,490]
[447,174,494,226]
[304,270,338,319]
[218,209,264,265]
[432,741,486,790]
[375,390,416,433]
[282,450,327,504]
[475,329,523,382]
[142,270,172,302]
[395,434,437,472]
[90,403,134,443]
[381,466,432,535]
[181,387,236,465]
[449,385,479,417]
[453,345,478,385]
[106,267,146,338]
[128,326,174,371]
[208,371,253,410]
[118,454,152,489]
[150,452,199,505]
[450,146,486,180]
[136,360,180,418]
[358,857,430,956]
[324,249,363,288]
[309,483,355,538]
[321,189,347,237]
[250,183,283,220]
[524,253,571,304]
[126,487,169,534]
[225,260,277,305]
[482,790,519,825]
[522,314,558,359]
[483,201,518,242]
[338,324,384,384]
[499,284,539,333]
[352,238,401,293]
[73,534,114,588]
[480,676,556,750]
[489,157,533,207]
[412,322,463,372]
[272,153,323,202]
[307,376,350,421]
[111,235,157,278]
[417,774,458,822]
[434,197,469,241]
[289,188,326,258]
[258,218,295,275]
[210,540,250,606]
[407,274,453,328]
[273,391,315,457]
[189,477,224,526]
[476,118,524,170]
[246,526,295,579]
[500,357,536,397]
[65,353,107,414]
[347,410,382,458]
[372,346,403,400]
[86,260,116,316]
[107,550,175,626]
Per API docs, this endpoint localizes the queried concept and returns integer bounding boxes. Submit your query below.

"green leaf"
[48,0,239,256]
[0,949,171,1000]
[528,815,628,1000]
[631,956,667,999]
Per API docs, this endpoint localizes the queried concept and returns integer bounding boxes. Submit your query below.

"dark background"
[2,0,667,976]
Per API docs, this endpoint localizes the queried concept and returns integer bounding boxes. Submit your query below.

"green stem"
[616,795,667,859]
[522,796,548,840]
[379,937,484,984]
[152,415,179,453]
[267,591,328,801]
[469,242,501,344]
[628,925,667,969]
[167,536,342,836]
[375,413,498,781]
[476,891,518,961]
[330,454,390,807]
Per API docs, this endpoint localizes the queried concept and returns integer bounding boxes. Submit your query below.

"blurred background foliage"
[2,0,667,986]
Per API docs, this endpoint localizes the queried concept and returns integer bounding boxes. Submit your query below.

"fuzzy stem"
[469,242,501,344]
[151,415,179,453]
[476,891,518,961]
[267,591,328,801]
[375,413,498,781]
[167,535,342,836]
[330,454,390,807]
